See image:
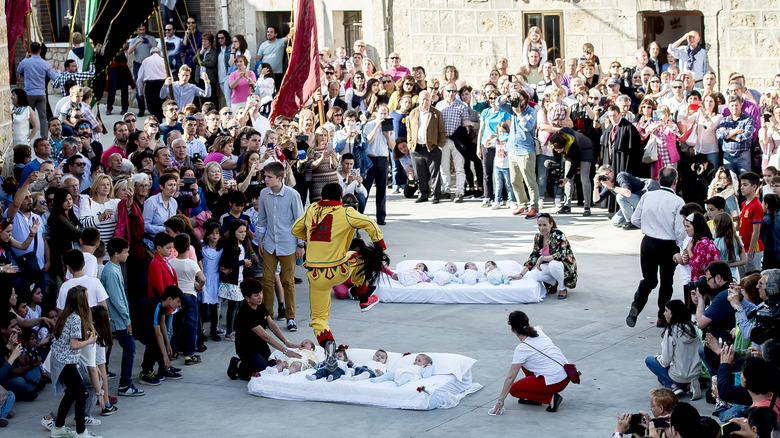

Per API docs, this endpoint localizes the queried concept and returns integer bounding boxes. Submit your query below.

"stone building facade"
[226,0,776,89]
[0,0,14,162]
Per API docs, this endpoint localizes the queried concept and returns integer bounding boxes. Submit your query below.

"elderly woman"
[132,172,152,210]
[80,175,132,244]
[491,310,571,415]
[142,172,179,242]
[512,213,577,299]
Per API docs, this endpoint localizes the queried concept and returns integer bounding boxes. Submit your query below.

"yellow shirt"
[292,201,385,268]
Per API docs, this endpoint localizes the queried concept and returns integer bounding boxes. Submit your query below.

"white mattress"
[247,348,482,410]
[375,260,547,304]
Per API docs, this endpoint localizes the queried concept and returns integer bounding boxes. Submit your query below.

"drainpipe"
[380,0,391,67]
[221,0,229,30]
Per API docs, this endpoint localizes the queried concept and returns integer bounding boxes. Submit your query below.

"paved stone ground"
[9,100,714,437]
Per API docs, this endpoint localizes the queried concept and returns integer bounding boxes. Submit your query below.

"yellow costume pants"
[307,251,365,337]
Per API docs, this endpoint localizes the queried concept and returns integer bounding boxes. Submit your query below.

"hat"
[607,77,621,86]
[150,47,161,54]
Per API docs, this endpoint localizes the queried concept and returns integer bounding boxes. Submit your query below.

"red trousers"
[509,367,570,404]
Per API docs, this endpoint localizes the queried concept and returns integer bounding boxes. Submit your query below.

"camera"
[746,281,780,344]
[544,159,565,193]
[510,98,522,108]
[687,275,711,296]
[192,153,202,162]
[597,175,609,183]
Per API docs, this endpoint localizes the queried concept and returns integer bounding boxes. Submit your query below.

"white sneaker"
[42,416,54,431]
[554,197,561,208]
[50,426,75,437]
[691,381,702,401]
[490,202,501,210]
[509,202,519,211]
[83,417,101,426]
[75,429,102,438]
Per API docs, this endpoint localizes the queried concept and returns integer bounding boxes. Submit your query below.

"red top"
[101,144,127,167]
[147,253,178,298]
[739,197,764,253]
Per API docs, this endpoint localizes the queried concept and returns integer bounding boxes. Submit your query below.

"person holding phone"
[307,127,340,202]
[637,105,681,179]
[759,105,780,171]
[362,104,395,225]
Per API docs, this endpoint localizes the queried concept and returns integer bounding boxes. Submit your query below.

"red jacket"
[147,253,178,298]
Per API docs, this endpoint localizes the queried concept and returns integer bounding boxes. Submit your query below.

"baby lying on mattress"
[431,261,509,286]
[370,354,434,386]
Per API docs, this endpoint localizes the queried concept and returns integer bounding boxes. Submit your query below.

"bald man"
[668,30,707,83]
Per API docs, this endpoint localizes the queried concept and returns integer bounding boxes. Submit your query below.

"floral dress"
[688,237,720,282]
[524,229,578,289]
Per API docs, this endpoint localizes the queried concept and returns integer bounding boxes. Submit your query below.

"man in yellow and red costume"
[292,183,386,348]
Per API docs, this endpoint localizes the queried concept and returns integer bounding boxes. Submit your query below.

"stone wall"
[0,0,13,164]
[387,0,777,90]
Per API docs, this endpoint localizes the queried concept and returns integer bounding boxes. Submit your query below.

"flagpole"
[154,6,176,99]
[66,0,81,58]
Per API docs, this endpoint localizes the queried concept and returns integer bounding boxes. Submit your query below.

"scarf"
[685,44,702,71]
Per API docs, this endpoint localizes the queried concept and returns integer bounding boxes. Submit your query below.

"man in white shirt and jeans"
[337,153,368,213]
[626,167,686,328]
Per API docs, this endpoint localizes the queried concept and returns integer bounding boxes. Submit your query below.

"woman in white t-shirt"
[11,89,38,146]
[490,310,571,415]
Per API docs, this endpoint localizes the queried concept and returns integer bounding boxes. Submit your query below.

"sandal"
[557,289,568,300]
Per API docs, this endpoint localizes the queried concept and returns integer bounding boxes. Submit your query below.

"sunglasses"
[167,107,179,112]
[125,118,137,122]
[165,29,174,32]
[73,162,86,167]
[222,111,233,116]
[325,71,334,75]
[184,115,197,120]
[188,21,196,24]
[672,86,683,89]
[333,113,343,116]
[445,89,457,93]
[389,56,399,60]
[229,125,240,130]
[149,123,159,127]
[649,80,660,83]
[382,80,392,84]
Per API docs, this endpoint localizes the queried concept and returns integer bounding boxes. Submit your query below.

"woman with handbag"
[638,105,680,179]
[490,310,573,415]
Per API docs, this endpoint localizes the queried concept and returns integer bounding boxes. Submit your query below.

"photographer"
[613,388,677,438]
[693,260,736,376]
[549,128,597,217]
[336,153,367,213]
[593,164,656,229]
[728,269,780,346]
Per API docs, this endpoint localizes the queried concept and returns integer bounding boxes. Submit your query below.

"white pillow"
[389,352,477,380]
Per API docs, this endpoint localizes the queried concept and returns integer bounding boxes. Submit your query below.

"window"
[343,11,362,53]
[264,11,292,39]
[523,12,563,62]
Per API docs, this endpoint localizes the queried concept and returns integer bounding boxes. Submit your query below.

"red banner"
[270,0,320,120]
[6,0,32,73]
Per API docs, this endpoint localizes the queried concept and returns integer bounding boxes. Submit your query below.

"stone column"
[0,0,14,167]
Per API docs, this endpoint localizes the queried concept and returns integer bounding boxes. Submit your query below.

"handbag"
[682,123,698,148]
[522,341,581,384]
[642,135,658,164]
[534,137,542,155]
[10,228,40,272]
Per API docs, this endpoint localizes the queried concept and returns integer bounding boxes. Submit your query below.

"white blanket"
[247,349,482,410]
[375,260,547,304]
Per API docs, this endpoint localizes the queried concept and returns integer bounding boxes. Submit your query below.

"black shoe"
[276,306,286,321]
[324,341,338,373]
[211,333,222,342]
[622,223,639,230]
[518,399,543,406]
[294,277,303,284]
[546,393,563,412]
[227,357,240,380]
[582,209,591,217]
[431,198,440,204]
[196,343,207,353]
[626,306,639,328]
[556,206,572,214]
[415,197,428,203]
[377,220,386,225]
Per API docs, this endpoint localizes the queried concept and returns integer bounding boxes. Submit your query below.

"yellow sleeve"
[291,206,309,240]
[345,208,385,248]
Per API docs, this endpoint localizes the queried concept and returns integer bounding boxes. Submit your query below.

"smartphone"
[350,169,359,176]
[381,118,394,132]
[652,110,662,121]
[297,134,309,143]
[507,74,514,82]
[200,66,206,76]
[182,177,196,186]
[37,173,46,181]
[734,371,742,386]
[350,122,359,133]
[326,141,334,154]
[765,113,772,123]
[651,417,669,429]
[721,421,741,435]
[689,102,700,112]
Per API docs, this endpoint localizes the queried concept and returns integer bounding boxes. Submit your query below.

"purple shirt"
[17,55,61,96]
[722,99,761,140]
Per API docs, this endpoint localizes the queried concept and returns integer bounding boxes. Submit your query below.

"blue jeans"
[362,156,389,222]
[115,329,137,387]
[612,193,642,227]
[0,390,14,418]
[179,294,198,356]
[393,159,408,186]
[536,154,554,199]
[723,150,751,177]
[645,356,686,387]
[312,367,345,380]
[493,167,516,203]
[353,366,376,378]
[355,191,367,214]
[716,404,750,422]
